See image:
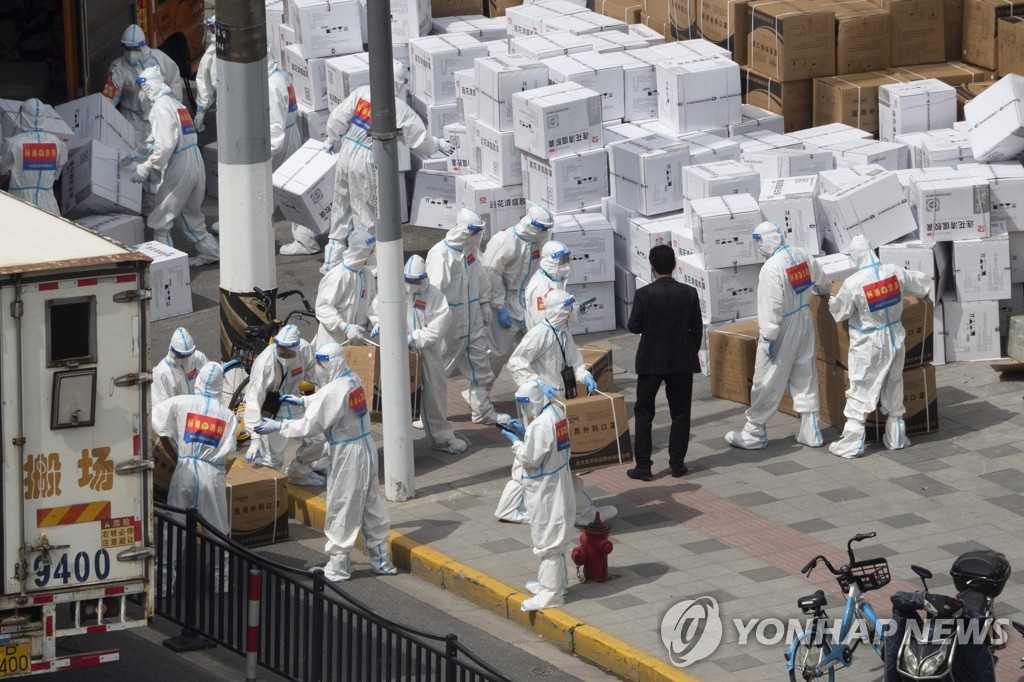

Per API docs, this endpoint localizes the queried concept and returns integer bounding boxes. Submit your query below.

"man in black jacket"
[626,245,703,481]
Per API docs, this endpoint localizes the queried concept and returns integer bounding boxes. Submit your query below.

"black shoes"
[627,467,654,481]
[671,465,689,478]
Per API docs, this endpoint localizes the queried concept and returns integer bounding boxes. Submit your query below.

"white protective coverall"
[828,236,931,458]
[151,327,211,407]
[242,325,323,483]
[0,99,68,215]
[314,229,376,347]
[499,379,575,611]
[321,60,454,273]
[103,24,184,144]
[152,362,237,593]
[133,66,220,267]
[503,289,614,527]
[481,205,555,372]
[270,51,320,256]
[193,17,216,133]
[726,221,832,450]
[425,208,508,425]
[523,240,572,330]
[254,343,397,582]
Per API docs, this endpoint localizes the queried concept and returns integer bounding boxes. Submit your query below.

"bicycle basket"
[232,342,260,369]
[837,558,890,593]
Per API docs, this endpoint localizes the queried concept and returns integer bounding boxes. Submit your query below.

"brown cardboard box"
[749,2,836,82]
[945,0,965,61]
[486,0,521,17]
[433,0,483,15]
[872,0,945,67]
[741,66,814,131]
[576,344,616,396]
[596,0,644,23]
[955,81,998,119]
[962,0,1024,71]
[343,346,423,421]
[810,285,846,367]
[998,16,1024,76]
[640,13,677,41]
[642,0,698,38]
[813,71,906,132]
[778,359,846,422]
[553,393,634,473]
[832,2,893,74]
[152,436,177,504]
[889,61,996,86]
[695,0,754,65]
[226,461,289,548]
[709,318,760,404]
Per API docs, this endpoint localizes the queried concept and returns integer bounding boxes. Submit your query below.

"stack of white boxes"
[552,214,617,334]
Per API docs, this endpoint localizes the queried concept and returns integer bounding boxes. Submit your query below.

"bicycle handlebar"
[802,532,878,578]
[802,555,841,577]
[847,531,876,563]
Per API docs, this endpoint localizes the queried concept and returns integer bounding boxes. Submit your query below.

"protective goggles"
[135,75,148,85]
[362,236,377,246]
[548,248,571,265]
[561,295,576,310]
[315,352,332,364]
[274,337,301,349]
[530,218,552,230]
[751,232,763,242]
[404,273,428,284]
[465,223,484,233]
[170,346,195,358]
[123,39,147,50]
[515,395,532,405]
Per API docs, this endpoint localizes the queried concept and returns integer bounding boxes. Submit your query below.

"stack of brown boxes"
[595,0,644,24]
[635,0,699,41]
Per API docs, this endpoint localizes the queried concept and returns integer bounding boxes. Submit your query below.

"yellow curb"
[288,488,697,681]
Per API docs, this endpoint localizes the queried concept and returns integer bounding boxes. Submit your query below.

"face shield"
[849,235,879,270]
[168,327,197,361]
[541,241,572,281]
[752,220,784,259]
[315,343,348,384]
[274,324,301,361]
[121,24,149,63]
[342,229,376,269]
[544,290,578,329]
[518,205,554,240]
[404,254,428,295]
[514,379,548,423]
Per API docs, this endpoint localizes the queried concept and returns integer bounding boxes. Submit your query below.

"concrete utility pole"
[215,1,276,359]
[367,0,415,500]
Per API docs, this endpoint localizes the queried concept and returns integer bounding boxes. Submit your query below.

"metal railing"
[155,504,511,682]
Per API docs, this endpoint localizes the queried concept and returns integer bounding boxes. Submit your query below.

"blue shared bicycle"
[786,532,890,681]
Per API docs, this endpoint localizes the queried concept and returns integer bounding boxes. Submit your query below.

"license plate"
[0,643,30,676]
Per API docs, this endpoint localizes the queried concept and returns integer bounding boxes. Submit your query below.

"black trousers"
[632,372,693,472]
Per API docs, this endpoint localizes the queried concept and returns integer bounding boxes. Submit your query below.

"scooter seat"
[959,589,989,616]
[798,590,827,614]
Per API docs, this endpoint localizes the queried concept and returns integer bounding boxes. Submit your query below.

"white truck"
[0,192,153,675]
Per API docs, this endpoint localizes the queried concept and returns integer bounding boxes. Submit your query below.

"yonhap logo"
[660,596,723,667]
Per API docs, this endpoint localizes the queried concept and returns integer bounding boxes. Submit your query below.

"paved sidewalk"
[323,326,1024,681]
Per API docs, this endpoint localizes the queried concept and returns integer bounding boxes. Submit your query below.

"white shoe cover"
[431,436,468,455]
[525,580,541,595]
[796,412,824,448]
[725,423,768,450]
[321,554,351,582]
[279,241,319,256]
[883,416,910,450]
[368,543,398,575]
[289,473,326,487]
[522,592,564,611]
[412,419,424,430]
[188,253,219,267]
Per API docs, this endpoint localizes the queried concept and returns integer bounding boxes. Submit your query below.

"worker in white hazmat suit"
[314,229,376,347]
[828,235,932,458]
[270,47,320,256]
[524,240,572,330]
[504,289,616,527]
[130,66,220,267]
[151,327,210,407]
[242,325,325,484]
[254,343,397,581]
[481,205,555,372]
[193,16,216,133]
[321,60,455,274]
[370,255,468,454]
[726,221,833,450]
[499,379,575,611]
[0,99,68,215]
[102,24,183,144]
[425,207,509,426]
[152,362,237,594]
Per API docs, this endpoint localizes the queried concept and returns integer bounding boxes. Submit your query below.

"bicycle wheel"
[790,629,834,682]
[221,361,248,409]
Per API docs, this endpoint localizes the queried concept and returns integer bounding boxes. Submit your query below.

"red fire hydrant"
[571,512,613,583]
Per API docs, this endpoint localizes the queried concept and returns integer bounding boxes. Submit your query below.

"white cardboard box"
[676,254,760,323]
[817,164,889,193]
[816,252,857,281]
[682,160,760,203]
[271,139,336,234]
[675,131,742,164]
[325,52,369,110]
[411,95,459,138]
[602,196,639,263]
[74,213,145,246]
[728,103,786,137]
[734,130,803,155]
[687,194,761,269]
[655,55,742,133]
[878,79,956,143]
[789,123,872,147]
[522,149,609,213]
[1010,232,1024,283]
[608,135,689,216]
[541,12,629,35]
[202,141,218,198]
[0,99,73,142]
[454,174,526,237]
[410,170,459,229]
[758,175,820,253]
[919,130,975,168]
[651,39,731,60]
[942,299,1001,361]
[597,51,658,121]
[512,82,604,159]
[567,280,616,335]
[133,241,192,321]
[627,213,679,277]
[671,224,698,265]
[744,149,834,185]
[508,32,593,60]
[455,68,476,124]
[409,34,488,106]
[470,116,522,185]
[288,0,362,58]
[387,0,432,42]
[878,240,952,304]
[628,23,665,46]
[957,162,1024,236]
[999,283,1024,336]
[825,139,906,171]
[474,54,549,131]
[551,213,615,283]
[910,175,991,242]
[543,53,625,122]
[952,236,1012,302]
[432,15,506,41]
[298,104,330,143]
[964,74,1024,163]
[614,262,637,303]
[815,171,917,252]
[442,121,474,175]
[283,44,328,111]
[505,3,587,37]
[60,139,141,218]
[55,94,135,156]
[604,122,654,144]
[932,303,946,365]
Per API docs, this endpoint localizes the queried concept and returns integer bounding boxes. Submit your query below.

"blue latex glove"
[500,429,521,446]
[537,380,558,398]
[497,307,513,329]
[254,418,282,434]
[370,324,380,338]
[583,375,598,395]
[280,394,304,407]
[323,138,338,154]
[762,337,776,360]
[506,418,525,439]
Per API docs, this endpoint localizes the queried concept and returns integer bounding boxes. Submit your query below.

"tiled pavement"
[349,326,1024,681]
